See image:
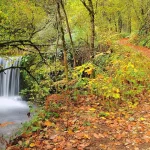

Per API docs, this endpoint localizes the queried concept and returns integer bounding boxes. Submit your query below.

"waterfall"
[0,57,29,150]
[0,57,22,96]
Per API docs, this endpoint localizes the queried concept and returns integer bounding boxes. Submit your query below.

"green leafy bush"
[20,54,64,103]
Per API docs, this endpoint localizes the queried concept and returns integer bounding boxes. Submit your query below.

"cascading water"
[0,57,21,96]
[0,57,29,149]
[0,57,29,111]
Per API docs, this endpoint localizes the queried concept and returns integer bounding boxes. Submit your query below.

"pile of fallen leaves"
[6,92,150,150]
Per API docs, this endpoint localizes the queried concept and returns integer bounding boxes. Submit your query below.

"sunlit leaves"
[0,0,47,42]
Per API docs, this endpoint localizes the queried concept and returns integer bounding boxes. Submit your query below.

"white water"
[0,57,21,96]
[0,57,29,149]
[0,57,29,111]
[0,96,28,113]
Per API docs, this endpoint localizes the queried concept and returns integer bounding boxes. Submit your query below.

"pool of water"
[0,96,29,149]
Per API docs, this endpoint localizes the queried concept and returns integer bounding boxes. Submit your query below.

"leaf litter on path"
[6,93,150,150]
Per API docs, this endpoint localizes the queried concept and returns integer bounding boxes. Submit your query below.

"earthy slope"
[6,41,150,150]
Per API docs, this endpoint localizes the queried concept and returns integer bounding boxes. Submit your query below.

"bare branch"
[80,0,92,13]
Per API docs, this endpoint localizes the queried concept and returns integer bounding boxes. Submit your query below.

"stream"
[0,96,29,149]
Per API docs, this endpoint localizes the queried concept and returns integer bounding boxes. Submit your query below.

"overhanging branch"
[0,66,39,85]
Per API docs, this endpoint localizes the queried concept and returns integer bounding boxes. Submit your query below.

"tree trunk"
[128,15,131,33]
[60,0,76,67]
[118,12,122,33]
[80,0,95,58]
[56,1,68,81]
[90,12,95,58]
[113,15,118,32]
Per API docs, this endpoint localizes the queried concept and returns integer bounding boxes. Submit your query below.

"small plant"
[99,111,110,118]
[83,121,91,126]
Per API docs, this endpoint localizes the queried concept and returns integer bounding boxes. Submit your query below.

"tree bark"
[56,1,68,81]
[60,0,76,67]
[118,12,122,33]
[90,12,95,58]
[80,0,95,58]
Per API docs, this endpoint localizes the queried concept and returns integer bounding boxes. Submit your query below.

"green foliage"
[129,31,150,48]
[72,63,95,90]
[16,107,59,137]
[99,111,110,118]
[83,121,91,126]
[20,54,64,103]
[93,53,110,72]
[0,0,47,41]
[120,32,130,38]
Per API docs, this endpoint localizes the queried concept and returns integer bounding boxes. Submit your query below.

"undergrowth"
[72,44,150,108]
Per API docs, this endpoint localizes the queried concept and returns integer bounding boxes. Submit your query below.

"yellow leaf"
[140,117,146,121]
[30,143,35,147]
[85,68,93,75]
[101,117,106,120]
[89,108,96,111]
[97,74,104,79]
[55,127,59,131]
[84,134,90,139]
[68,129,74,135]
[116,88,120,93]
[93,126,97,129]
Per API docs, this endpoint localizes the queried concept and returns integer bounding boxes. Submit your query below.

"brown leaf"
[146,131,150,136]
[46,145,54,149]
[93,133,105,139]
[6,146,20,150]
[49,134,58,140]
[143,135,150,143]
[116,134,123,140]
[78,142,90,149]
[93,133,100,139]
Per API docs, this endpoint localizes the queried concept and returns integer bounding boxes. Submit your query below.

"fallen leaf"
[78,143,90,149]
[89,108,96,111]
[49,134,58,140]
[30,143,36,148]
[84,134,90,139]
[44,120,52,127]
[93,133,100,139]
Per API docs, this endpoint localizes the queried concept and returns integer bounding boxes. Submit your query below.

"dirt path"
[119,38,150,58]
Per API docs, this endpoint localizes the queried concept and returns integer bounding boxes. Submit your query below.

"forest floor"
[7,93,150,150]
[6,41,150,150]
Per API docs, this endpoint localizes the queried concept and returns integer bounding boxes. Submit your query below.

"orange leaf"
[68,129,74,135]
[44,120,52,127]
[85,68,93,75]
[0,122,14,127]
